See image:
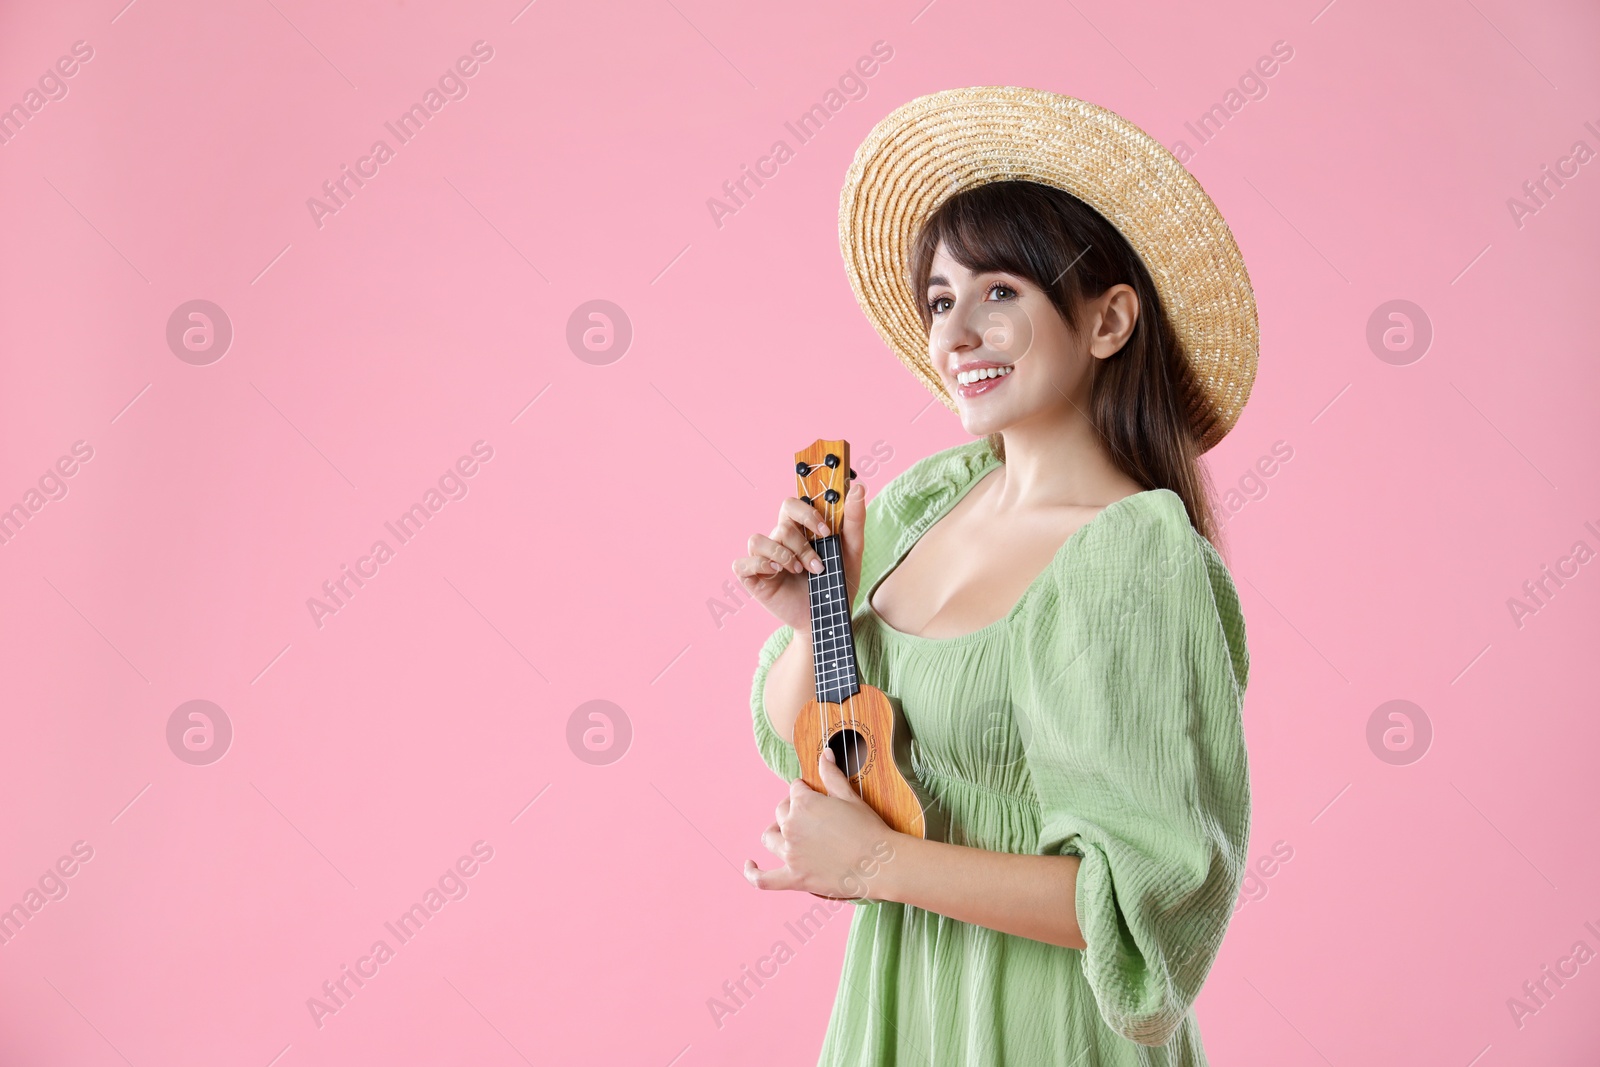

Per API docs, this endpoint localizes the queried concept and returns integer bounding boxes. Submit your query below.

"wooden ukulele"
[791,439,945,890]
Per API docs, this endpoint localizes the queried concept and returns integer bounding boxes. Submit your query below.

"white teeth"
[956,366,1013,386]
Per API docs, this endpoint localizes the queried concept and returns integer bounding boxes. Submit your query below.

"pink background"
[2,0,1597,1063]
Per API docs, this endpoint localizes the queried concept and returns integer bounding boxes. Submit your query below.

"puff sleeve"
[749,622,804,782]
[1012,492,1251,1047]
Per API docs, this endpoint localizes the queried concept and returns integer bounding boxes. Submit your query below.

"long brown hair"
[908,179,1223,549]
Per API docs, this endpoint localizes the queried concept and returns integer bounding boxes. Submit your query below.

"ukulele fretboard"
[807,533,860,705]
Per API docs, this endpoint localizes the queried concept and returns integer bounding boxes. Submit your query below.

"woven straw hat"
[838,85,1258,452]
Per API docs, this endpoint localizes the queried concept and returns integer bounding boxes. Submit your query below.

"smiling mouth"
[954,365,1013,397]
[956,365,1013,385]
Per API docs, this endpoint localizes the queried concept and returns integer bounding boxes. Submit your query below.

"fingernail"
[809,559,824,573]
[818,523,829,536]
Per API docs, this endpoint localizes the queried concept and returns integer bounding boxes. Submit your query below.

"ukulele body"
[793,684,945,844]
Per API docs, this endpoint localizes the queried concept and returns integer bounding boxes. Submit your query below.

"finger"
[769,518,825,576]
[778,496,831,539]
[745,534,803,576]
[776,498,831,575]
[775,797,791,824]
[841,482,868,594]
[842,482,866,549]
[817,746,860,800]
[744,858,800,892]
[760,823,784,854]
[731,556,785,589]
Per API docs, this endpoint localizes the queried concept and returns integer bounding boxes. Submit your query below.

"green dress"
[748,439,1251,1066]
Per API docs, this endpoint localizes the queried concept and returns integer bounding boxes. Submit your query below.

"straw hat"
[838,85,1258,452]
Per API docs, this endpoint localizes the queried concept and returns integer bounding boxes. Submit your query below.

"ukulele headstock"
[794,439,854,536]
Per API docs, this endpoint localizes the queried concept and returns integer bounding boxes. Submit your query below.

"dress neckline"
[862,454,1159,646]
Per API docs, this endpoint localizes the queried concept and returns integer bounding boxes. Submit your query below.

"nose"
[930,311,984,374]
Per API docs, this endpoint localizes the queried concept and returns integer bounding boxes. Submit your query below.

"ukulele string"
[838,473,851,777]
[806,455,857,780]
[836,478,854,777]
[802,461,826,765]
[841,461,858,777]
[833,463,854,775]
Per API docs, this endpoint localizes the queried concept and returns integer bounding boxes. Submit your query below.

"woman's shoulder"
[1051,486,1249,690]
[1069,487,1217,574]
[868,438,997,523]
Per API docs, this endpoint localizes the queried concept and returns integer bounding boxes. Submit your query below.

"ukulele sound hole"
[828,729,868,777]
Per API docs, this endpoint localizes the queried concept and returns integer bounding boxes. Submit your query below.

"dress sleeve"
[749,622,803,782]
[1012,493,1251,1047]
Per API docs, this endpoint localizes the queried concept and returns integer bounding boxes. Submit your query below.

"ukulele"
[792,439,946,877]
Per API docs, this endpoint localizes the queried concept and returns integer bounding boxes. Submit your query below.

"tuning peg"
[824,453,840,468]
[848,468,856,480]
[795,462,809,475]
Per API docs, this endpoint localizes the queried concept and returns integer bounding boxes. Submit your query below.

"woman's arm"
[745,750,1088,950]
[760,628,813,743]
[874,832,1087,950]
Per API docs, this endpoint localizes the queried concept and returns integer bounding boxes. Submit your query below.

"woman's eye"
[927,283,1015,316]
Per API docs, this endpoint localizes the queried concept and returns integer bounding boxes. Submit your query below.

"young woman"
[732,88,1257,1066]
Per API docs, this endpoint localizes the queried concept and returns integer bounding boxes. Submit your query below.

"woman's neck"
[988,407,1138,513]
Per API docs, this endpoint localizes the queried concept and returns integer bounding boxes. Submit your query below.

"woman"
[732,87,1257,1066]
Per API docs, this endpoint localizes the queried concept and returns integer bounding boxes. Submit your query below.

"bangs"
[909,181,1108,333]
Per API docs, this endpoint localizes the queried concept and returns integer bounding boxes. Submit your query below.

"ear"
[1089,283,1139,359]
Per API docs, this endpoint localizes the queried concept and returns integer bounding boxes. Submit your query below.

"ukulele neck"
[807,533,860,705]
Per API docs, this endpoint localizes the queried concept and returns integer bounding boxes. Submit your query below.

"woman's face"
[924,241,1139,438]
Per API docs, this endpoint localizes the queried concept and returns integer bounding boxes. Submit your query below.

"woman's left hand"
[744,749,903,901]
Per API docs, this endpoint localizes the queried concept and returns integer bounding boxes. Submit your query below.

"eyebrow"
[925,270,1013,291]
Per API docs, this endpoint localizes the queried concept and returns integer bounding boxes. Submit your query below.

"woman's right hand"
[732,484,867,635]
